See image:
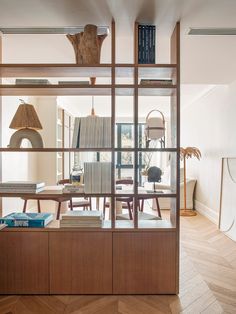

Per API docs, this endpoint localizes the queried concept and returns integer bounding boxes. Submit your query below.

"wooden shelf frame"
[0,20,180,295]
[0,21,180,229]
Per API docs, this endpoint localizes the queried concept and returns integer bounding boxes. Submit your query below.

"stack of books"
[138,24,156,64]
[63,184,84,194]
[140,79,173,85]
[58,80,90,85]
[0,181,45,194]
[84,162,111,194]
[72,116,111,148]
[0,213,53,228]
[60,211,103,228]
[15,79,50,85]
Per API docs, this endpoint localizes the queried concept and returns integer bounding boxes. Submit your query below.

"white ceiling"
[1,0,236,109]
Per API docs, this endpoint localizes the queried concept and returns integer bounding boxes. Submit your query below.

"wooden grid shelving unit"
[0,20,180,295]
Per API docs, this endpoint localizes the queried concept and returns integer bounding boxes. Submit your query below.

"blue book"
[0,212,53,228]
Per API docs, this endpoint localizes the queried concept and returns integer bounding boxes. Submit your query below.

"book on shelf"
[0,181,45,193]
[72,116,111,148]
[140,79,173,85]
[15,79,50,85]
[138,24,156,64]
[0,181,45,188]
[84,162,111,194]
[60,210,102,228]
[58,80,90,85]
[0,213,53,228]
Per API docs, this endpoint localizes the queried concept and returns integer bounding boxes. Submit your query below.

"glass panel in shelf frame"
[138,65,177,85]
[115,67,134,85]
[115,91,134,150]
[138,94,178,149]
[115,151,134,195]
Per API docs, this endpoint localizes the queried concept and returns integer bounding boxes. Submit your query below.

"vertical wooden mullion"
[0,35,2,216]
[133,22,139,228]
[62,109,65,180]
[111,19,116,228]
[170,21,180,294]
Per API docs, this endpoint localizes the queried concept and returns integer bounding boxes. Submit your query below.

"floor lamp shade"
[9,103,42,130]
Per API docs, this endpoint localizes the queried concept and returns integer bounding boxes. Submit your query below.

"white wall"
[181,81,236,223]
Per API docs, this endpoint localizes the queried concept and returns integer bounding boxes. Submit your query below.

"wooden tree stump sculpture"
[67,24,107,85]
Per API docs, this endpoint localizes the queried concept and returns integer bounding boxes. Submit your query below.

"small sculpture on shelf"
[8,99,44,148]
[67,24,107,85]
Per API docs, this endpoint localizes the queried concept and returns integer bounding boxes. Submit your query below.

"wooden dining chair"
[58,179,92,211]
[22,195,73,220]
[103,179,134,220]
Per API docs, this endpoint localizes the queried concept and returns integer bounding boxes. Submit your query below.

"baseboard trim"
[195,200,219,225]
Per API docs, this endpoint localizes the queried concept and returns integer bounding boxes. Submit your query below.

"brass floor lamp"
[180,147,201,217]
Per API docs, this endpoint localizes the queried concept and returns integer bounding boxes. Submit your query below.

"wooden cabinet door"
[49,232,112,294]
[113,232,177,294]
[0,232,49,294]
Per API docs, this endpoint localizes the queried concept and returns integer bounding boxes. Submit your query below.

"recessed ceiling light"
[0,26,109,35]
[188,28,236,35]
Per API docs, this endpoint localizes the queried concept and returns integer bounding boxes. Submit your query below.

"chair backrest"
[57,179,70,185]
[147,167,162,183]
[116,179,133,185]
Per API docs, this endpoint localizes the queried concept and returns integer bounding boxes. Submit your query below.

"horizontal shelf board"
[2,219,176,232]
[0,85,112,96]
[0,192,113,198]
[0,84,176,96]
[0,148,178,152]
[0,191,176,198]
[114,219,175,230]
[0,63,177,78]
[0,64,112,77]
[115,192,176,197]
[138,86,177,96]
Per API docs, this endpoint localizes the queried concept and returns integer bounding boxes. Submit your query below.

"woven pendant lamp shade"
[9,102,42,130]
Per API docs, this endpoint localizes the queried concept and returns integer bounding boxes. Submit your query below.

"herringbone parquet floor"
[1,213,236,314]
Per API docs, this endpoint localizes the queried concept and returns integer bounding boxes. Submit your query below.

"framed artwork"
[219,157,236,241]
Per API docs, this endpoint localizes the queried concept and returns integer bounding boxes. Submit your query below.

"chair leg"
[127,202,133,220]
[23,200,27,213]
[155,197,162,218]
[70,199,73,211]
[37,200,41,213]
[103,197,106,218]
[57,202,62,220]
[89,197,92,210]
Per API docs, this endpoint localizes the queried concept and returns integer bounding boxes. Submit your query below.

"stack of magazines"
[60,211,102,228]
[0,181,45,193]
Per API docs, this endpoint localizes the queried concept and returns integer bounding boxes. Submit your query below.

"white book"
[0,181,45,188]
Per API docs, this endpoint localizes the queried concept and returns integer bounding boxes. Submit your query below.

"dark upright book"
[138,24,156,64]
